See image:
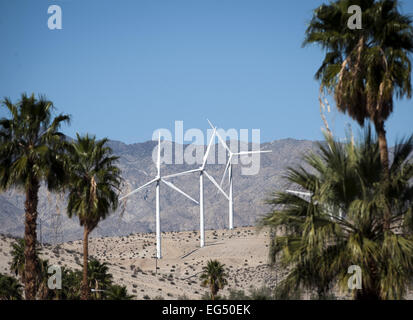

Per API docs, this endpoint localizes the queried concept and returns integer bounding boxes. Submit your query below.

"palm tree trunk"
[374,119,391,230]
[23,178,39,300]
[81,226,90,300]
[211,284,218,300]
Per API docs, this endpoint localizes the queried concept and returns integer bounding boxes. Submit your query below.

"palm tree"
[10,239,26,282]
[0,93,70,299]
[260,129,413,300]
[200,260,228,300]
[303,0,413,229]
[9,238,53,299]
[36,259,51,300]
[0,274,23,300]
[66,134,121,300]
[60,267,82,300]
[105,285,134,300]
[88,259,113,299]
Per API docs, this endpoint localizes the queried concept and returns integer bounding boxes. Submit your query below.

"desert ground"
[0,227,291,299]
[2,227,411,300]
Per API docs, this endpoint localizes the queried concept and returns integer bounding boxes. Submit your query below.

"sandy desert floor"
[1,227,412,300]
[0,227,291,299]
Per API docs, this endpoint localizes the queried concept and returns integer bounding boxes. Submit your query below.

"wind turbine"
[162,127,229,248]
[119,133,199,259]
[208,120,272,230]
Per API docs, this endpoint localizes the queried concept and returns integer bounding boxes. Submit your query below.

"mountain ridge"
[0,137,319,242]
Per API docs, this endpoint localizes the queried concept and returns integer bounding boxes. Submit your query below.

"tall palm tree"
[66,134,121,300]
[303,0,413,229]
[260,129,413,299]
[87,259,113,299]
[0,274,23,300]
[105,285,134,300]
[0,93,70,299]
[200,260,228,300]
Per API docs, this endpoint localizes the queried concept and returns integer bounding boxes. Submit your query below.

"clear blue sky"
[0,0,412,144]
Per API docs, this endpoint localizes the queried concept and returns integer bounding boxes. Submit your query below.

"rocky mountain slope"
[0,138,319,242]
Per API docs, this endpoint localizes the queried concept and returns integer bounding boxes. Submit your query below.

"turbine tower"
[163,127,228,248]
[120,133,199,259]
[208,120,272,230]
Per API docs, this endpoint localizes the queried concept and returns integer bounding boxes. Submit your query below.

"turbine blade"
[235,150,272,156]
[207,119,231,153]
[202,128,216,169]
[162,168,200,179]
[215,131,231,153]
[161,179,199,204]
[157,132,161,176]
[204,171,229,200]
[119,178,157,200]
[207,119,216,132]
[286,190,312,197]
[220,155,233,187]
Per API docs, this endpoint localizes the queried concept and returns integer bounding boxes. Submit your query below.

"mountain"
[0,138,319,242]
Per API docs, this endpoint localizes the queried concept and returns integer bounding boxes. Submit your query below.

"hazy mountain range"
[0,138,320,242]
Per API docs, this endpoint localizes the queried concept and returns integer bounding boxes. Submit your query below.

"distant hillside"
[0,138,319,242]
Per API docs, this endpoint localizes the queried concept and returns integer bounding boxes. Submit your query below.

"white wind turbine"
[119,133,199,259]
[208,120,272,230]
[162,127,229,248]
